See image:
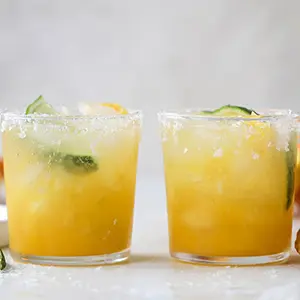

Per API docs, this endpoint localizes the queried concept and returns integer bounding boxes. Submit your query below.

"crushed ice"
[18,131,26,139]
[213,148,223,157]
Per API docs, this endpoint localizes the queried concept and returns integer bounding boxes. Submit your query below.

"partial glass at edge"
[158,109,297,266]
[2,111,142,266]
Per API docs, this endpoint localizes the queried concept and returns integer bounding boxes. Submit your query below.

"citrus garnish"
[101,103,128,114]
[78,102,128,116]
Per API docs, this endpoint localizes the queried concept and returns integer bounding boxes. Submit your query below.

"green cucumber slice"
[199,110,215,115]
[286,131,297,210]
[200,105,259,117]
[26,95,58,115]
[0,249,6,270]
[48,152,98,174]
[25,96,98,173]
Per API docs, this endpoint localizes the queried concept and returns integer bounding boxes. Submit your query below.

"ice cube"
[213,148,223,157]
[22,163,45,185]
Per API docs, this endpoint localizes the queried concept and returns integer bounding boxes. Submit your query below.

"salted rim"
[1,109,142,121]
[157,108,297,122]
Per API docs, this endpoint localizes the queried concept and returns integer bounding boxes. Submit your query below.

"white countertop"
[1,176,300,300]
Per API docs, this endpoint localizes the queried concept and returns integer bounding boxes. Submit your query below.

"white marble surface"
[1,176,300,300]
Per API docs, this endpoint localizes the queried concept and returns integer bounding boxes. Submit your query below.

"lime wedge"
[0,249,6,270]
[25,95,58,115]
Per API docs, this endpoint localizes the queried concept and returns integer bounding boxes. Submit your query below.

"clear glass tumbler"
[2,110,142,266]
[158,109,297,266]
[294,117,300,211]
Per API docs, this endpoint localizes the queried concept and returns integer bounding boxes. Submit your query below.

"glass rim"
[157,108,298,121]
[1,109,142,121]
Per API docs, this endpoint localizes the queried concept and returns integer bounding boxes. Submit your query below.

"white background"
[0,0,300,175]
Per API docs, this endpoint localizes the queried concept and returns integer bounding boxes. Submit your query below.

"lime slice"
[200,105,258,117]
[0,249,6,270]
[25,95,58,115]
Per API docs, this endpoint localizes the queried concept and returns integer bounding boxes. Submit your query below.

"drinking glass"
[158,109,297,265]
[2,110,142,266]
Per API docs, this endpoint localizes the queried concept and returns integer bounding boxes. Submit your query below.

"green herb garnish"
[0,249,6,270]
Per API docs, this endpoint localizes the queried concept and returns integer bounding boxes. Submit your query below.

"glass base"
[10,248,130,266]
[171,250,290,266]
